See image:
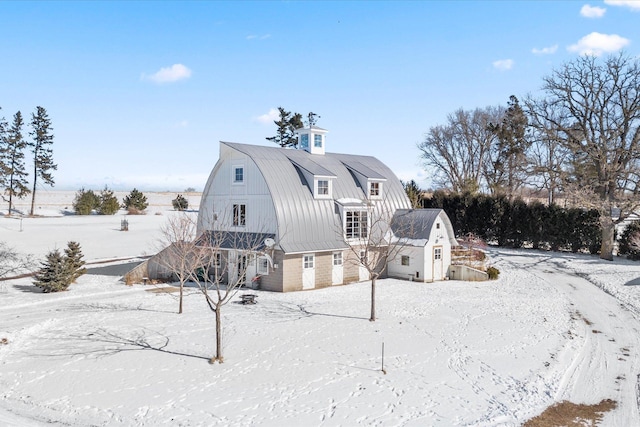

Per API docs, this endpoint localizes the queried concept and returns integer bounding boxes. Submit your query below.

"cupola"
[295,126,328,155]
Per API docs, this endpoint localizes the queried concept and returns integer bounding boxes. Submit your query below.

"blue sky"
[1,1,638,191]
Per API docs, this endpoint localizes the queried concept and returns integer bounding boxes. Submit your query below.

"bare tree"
[158,211,270,363]
[157,212,204,314]
[531,53,640,260]
[419,107,503,193]
[525,98,571,205]
[339,200,420,322]
[0,242,34,279]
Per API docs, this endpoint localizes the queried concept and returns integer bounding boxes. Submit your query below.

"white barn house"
[196,126,457,292]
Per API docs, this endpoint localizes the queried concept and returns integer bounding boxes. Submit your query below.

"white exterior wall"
[198,145,277,235]
[388,246,425,281]
[388,212,454,283]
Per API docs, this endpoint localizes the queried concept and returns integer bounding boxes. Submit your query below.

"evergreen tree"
[266,107,304,148]
[98,186,120,215]
[172,194,188,211]
[33,249,69,292]
[0,108,8,194]
[122,188,149,212]
[73,188,100,215]
[402,180,423,209]
[64,241,86,282]
[2,112,30,214]
[28,106,57,216]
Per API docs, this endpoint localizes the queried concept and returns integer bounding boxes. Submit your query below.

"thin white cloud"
[255,108,279,124]
[142,64,192,84]
[567,32,630,56]
[492,59,514,71]
[175,120,189,128]
[605,0,640,10]
[580,4,606,17]
[246,34,271,40]
[532,44,559,55]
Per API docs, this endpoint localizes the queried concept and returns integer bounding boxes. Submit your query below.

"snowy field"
[1,191,640,426]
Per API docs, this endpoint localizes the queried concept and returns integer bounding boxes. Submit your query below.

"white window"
[233,204,246,226]
[300,134,309,148]
[303,254,314,269]
[401,255,410,266]
[314,134,323,147]
[333,252,343,266]
[257,257,269,275]
[434,248,442,260]
[214,253,222,268]
[231,165,244,184]
[345,210,368,239]
[369,181,381,197]
[315,179,331,198]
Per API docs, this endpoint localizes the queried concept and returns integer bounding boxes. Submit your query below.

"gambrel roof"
[219,142,411,254]
[391,208,458,246]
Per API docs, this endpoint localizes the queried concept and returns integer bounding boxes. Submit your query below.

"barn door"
[433,246,443,281]
[332,252,343,285]
[302,254,315,290]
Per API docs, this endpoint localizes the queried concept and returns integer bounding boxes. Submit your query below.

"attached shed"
[388,209,457,282]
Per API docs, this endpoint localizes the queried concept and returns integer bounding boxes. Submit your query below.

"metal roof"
[392,209,458,245]
[217,142,411,253]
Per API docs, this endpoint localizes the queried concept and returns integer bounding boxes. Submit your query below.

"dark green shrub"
[172,194,188,211]
[33,249,70,292]
[73,188,100,215]
[64,241,86,282]
[33,242,87,292]
[486,266,500,280]
[122,188,148,212]
[98,187,120,215]
[619,221,640,260]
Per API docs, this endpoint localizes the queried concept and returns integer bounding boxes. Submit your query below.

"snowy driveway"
[493,250,640,425]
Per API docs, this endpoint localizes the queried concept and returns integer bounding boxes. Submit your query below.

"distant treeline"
[424,191,601,254]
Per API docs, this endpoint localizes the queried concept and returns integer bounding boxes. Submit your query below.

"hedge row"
[424,191,601,254]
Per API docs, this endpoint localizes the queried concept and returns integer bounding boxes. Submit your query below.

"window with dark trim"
[233,204,246,226]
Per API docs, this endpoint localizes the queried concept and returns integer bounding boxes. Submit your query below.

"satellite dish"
[264,238,276,248]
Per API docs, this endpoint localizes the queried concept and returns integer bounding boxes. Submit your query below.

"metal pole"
[382,342,386,374]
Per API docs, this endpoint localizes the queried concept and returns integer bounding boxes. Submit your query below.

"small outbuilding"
[388,208,458,282]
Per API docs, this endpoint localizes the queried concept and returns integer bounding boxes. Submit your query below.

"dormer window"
[317,180,329,195]
[300,134,309,149]
[314,134,323,148]
[369,181,382,198]
[314,178,332,199]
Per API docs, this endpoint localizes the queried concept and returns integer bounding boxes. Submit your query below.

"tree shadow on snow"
[56,327,210,361]
[13,284,44,293]
[624,277,640,286]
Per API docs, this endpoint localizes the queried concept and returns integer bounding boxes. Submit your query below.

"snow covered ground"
[1,192,640,426]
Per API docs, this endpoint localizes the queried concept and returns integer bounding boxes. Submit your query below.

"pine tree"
[73,188,100,215]
[33,249,69,293]
[0,108,8,194]
[28,106,57,216]
[172,194,188,211]
[64,241,86,282]
[266,107,304,148]
[3,111,30,214]
[122,188,148,213]
[98,186,120,215]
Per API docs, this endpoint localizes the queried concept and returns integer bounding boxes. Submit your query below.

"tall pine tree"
[28,106,57,216]
[3,111,30,214]
[0,108,8,194]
